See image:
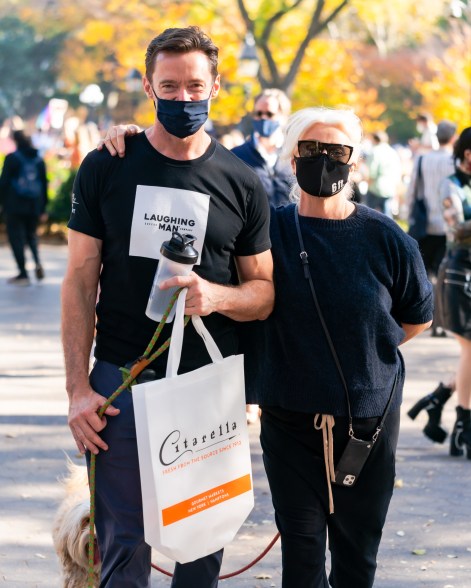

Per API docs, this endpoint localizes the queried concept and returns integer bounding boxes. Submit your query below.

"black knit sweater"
[242,203,433,417]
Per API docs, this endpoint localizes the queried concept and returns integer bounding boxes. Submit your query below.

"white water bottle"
[146,232,199,323]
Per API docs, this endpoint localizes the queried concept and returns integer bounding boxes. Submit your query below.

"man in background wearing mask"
[232,89,293,208]
[61,26,274,588]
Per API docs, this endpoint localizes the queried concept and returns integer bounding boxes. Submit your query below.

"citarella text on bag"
[159,420,239,467]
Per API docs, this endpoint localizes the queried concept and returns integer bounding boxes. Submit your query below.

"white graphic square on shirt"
[129,185,210,264]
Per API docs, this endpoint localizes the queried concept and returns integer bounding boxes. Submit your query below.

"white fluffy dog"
[52,461,100,587]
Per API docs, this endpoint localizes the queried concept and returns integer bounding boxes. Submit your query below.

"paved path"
[0,243,470,587]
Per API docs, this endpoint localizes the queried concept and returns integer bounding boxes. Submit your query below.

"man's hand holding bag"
[132,289,254,563]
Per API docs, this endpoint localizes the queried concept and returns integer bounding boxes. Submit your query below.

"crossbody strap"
[293,205,398,441]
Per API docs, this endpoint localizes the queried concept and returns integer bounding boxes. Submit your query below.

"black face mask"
[294,154,351,198]
[153,88,211,139]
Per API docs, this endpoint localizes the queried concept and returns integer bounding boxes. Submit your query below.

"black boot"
[450,406,471,458]
[407,383,453,443]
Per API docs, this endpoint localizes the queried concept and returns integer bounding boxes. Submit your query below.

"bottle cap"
[160,231,199,264]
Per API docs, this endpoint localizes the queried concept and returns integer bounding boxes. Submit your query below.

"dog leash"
[151,531,280,579]
[87,289,188,587]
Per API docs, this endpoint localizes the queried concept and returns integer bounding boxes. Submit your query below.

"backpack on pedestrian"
[12,151,43,199]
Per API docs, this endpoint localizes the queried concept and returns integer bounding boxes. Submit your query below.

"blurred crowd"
[0,107,101,171]
[0,102,455,222]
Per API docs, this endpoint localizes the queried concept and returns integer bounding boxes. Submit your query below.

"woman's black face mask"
[294,154,352,198]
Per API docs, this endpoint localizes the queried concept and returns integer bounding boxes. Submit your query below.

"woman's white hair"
[280,107,363,202]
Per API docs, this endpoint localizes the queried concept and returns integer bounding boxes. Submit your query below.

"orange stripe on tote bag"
[162,474,252,526]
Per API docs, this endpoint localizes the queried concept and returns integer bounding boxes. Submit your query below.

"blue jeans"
[88,359,223,588]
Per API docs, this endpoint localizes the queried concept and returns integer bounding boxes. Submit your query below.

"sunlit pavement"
[0,242,470,587]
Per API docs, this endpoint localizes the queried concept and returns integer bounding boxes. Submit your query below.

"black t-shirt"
[68,132,271,373]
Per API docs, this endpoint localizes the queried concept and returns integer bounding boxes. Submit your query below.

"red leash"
[151,532,280,579]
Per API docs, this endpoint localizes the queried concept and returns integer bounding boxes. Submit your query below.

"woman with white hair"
[99,107,434,587]
[244,107,433,587]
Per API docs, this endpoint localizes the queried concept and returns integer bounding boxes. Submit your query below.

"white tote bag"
[132,289,254,563]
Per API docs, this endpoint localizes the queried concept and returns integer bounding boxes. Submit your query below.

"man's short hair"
[145,26,219,82]
[253,89,291,117]
[436,120,457,145]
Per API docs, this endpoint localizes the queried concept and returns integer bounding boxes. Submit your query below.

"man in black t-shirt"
[61,26,273,588]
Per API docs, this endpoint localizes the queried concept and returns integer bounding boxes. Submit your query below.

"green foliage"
[47,167,76,223]
[0,16,64,121]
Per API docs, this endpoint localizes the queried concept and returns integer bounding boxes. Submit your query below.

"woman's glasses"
[297,141,353,164]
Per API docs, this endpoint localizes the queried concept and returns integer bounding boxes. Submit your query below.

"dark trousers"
[6,213,40,275]
[260,406,400,588]
[418,234,447,330]
[88,360,223,588]
[417,234,447,279]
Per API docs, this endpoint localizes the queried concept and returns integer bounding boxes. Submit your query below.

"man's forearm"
[211,279,274,322]
[61,276,98,397]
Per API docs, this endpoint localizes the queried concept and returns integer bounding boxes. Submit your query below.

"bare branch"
[258,0,306,88]
[282,0,350,91]
[236,0,255,34]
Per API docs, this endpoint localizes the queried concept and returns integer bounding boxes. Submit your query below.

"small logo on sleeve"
[71,193,79,214]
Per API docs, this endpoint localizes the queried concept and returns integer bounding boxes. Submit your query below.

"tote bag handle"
[166,289,224,378]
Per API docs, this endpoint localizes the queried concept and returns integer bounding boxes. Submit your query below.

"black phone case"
[333,436,373,487]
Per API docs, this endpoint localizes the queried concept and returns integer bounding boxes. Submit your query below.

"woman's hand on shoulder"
[97,124,141,157]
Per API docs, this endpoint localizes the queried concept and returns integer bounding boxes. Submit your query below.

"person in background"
[231,88,293,208]
[231,88,293,424]
[0,130,48,285]
[411,126,471,458]
[63,25,274,588]
[406,120,457,338]
[244,107,433,587]
[217,128,244,150]
[365,131,402,218]
[410,112,439,154]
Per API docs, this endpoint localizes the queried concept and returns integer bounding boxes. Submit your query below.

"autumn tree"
[348,0,450,56]
[415,20,471,127]
[3,0,466,138]
[235,0,351,92]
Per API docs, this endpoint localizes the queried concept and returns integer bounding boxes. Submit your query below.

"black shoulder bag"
[294,206,398,487]
[408,155,427,241]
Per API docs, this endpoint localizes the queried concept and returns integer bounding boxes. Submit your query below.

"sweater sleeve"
[391,235,433,325]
